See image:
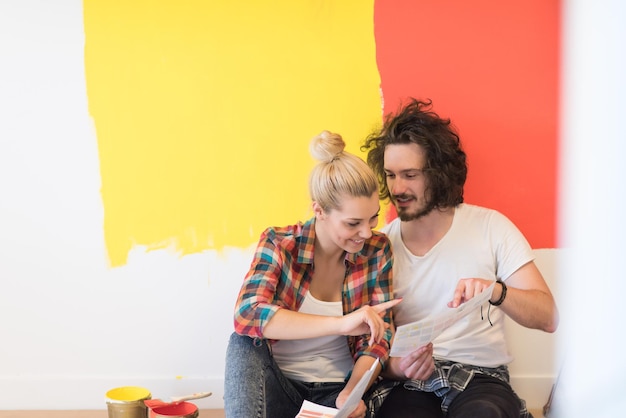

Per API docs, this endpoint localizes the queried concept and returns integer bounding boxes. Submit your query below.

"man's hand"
[398,342,435,380]
[447,277,494,308]
[386,342,435,381]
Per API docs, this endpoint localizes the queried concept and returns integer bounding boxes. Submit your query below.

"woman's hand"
[335,390,367,418]
[338,299,401,345]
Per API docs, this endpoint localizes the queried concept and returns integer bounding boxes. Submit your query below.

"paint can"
[148,401,199,418]
[106,386,152,418]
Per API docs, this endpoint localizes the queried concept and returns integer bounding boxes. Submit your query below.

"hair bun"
[310,130,346,163]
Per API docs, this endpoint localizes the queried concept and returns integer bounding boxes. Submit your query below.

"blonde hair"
[309,130,378,212]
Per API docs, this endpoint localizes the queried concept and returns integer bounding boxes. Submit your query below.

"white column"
[557,0,626,416]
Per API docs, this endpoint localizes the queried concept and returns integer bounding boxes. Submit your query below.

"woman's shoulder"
[256,219,315,260]
[371,229,390,241]
[260,218,311,240]
[360,230,392,257]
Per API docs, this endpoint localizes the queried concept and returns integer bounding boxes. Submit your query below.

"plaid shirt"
[233,217,394,363]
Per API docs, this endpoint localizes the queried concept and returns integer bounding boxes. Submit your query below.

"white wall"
[0,1,244,409]
[0,0,573,412]
[506,249,561,412]
[554,1,626,417]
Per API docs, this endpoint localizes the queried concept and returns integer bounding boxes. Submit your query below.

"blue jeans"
[224,332,347,418]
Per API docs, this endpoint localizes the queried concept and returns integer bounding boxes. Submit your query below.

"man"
[362,98,559,418]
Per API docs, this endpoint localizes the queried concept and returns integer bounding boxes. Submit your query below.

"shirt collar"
[298,217,362,266]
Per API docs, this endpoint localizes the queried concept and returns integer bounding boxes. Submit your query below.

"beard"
[393,195,436,222]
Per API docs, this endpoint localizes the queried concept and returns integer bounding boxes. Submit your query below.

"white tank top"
[271,291,354,382]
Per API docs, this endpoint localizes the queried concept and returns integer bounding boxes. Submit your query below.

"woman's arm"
[263,299,400,343]
[335,355,381,418]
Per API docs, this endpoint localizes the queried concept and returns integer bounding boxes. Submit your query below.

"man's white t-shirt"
[382,204,534,367]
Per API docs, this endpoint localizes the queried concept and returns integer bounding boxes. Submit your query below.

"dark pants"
[377,374,527,418]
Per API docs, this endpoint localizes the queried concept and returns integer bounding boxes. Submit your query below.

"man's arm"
[494,261,559,333]
[448,261,559,333]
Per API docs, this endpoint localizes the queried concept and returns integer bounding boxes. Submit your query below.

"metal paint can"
[106,386,152,418]
[149,401,199,418]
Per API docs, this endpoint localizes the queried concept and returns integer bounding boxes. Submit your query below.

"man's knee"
[448,375,521,418]
[451,398,513,418]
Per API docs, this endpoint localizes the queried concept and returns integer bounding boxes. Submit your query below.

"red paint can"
[148,401,199,418]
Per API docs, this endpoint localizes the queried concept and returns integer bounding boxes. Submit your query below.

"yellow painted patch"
[84,0,382,267]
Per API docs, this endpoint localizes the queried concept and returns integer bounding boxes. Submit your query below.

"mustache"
[392,194,415,201]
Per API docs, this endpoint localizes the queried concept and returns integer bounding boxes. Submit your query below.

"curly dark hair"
[362,98,467,209]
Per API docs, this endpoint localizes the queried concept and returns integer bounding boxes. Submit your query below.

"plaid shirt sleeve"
[233,223,307,338]
[345,231,395,366]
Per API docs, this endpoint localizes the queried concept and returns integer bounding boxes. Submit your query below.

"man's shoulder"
[456,204,525,243]
[380,217,400,235]
[457,203,507,222]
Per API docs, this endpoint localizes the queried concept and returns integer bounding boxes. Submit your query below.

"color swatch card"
[389,281,496,357]
[295,401,338,418]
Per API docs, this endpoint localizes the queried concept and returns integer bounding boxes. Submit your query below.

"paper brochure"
[295,360,378,418]
[389,281,496,357]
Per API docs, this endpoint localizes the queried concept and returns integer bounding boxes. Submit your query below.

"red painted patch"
[374,0,560,248]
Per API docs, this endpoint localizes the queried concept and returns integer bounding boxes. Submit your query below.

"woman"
[224,131,398,418]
